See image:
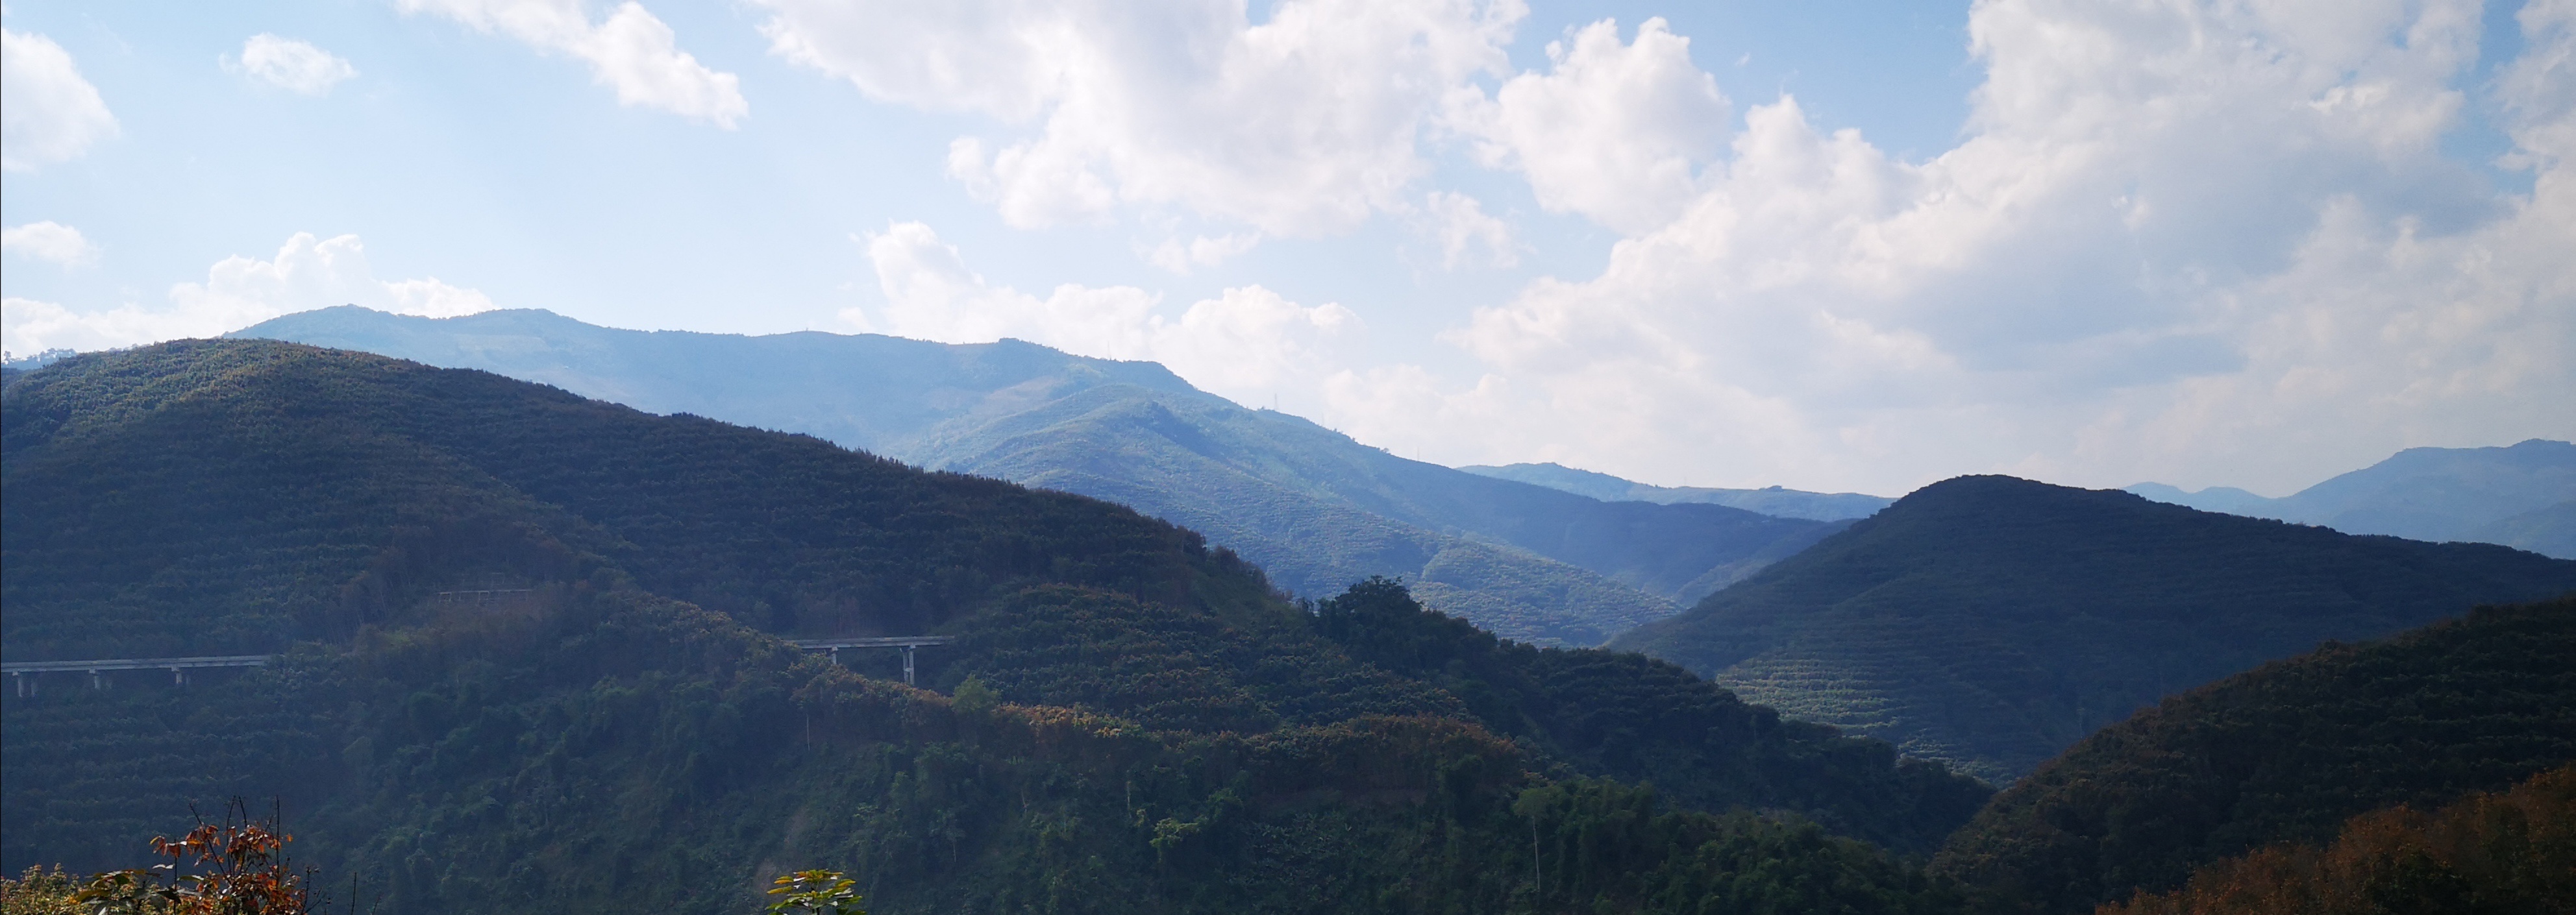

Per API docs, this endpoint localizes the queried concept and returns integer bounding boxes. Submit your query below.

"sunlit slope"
[3,341,1994,907]
[1935,596,2576,914]
[1609,476,2576,783]
[902,379,1851,642]
[238,306,1845,644]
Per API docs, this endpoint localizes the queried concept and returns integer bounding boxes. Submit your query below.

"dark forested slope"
[1610,476,2576,783]
[3,341,1983,912]
[1933,596,2576,914]
[2093,764,2576,915]
[1299,578,1989,854]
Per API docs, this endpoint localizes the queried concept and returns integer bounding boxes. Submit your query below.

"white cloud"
[3,221,101,267]
[1422,191,1517,268]
[758,0,1524,236]
[225,34,358,96]
[0,233,495,356]
[854,221,1361,402]
[1450,18,1729,234]
[1346,0,2572,495]
[399,0,747,127]
[1144,232,1260,274]
[2,29,118,171]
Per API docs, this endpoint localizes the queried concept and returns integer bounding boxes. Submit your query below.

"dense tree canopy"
[1934,595,2576,914]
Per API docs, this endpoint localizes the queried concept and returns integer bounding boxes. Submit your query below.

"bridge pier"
[789,637,952,689]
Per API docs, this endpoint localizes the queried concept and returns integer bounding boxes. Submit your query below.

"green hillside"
[1303,578,1990,854]
[2099,764,2576,915]
[1933,596,2576,914]
[1609,476,2576,783]
[235,306,1846,645]
[3,341,1985,912]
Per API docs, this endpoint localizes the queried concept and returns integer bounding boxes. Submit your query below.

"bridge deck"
[4,655,272,673]
[790,637,956,650]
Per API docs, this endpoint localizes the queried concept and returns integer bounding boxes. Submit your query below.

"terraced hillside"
[3,341,1988,912]
[1935,596,2576,914]
[1610,476,2576,783]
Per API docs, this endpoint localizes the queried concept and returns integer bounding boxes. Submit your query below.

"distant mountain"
[2127,439,2576,557]
[1934,596,2576,914]
[234,306,1844,644]
[3,341,1987,910]
[1461,461,1893,521]
[2475,499,2576,559]
[1607,476,2576,783]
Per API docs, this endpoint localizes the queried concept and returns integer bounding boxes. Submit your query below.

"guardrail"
[1,635,959,695]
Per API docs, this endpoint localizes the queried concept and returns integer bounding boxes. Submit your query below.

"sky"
[3,0,2570,497]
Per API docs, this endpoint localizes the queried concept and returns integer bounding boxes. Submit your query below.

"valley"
[3,339,2568,914]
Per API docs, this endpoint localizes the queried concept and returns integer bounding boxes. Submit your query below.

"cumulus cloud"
[3,221,101,267]
[399,0,747,127]
[2,29,118,171]
[225,34,359,95]
[1422,191,1518,268]
[757,0,1523,235]
[1344,0,2571,495]
[0,233,495,356]
[1450,18,1729,234]
[854,221,1361,402]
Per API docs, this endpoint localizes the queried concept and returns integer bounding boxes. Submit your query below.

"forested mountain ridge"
[3,341,1987,911]
[1935,596,2576,914]
[233,306,1845,645]
[2129,439,2576,558]
[1461,461,1893,521]
[1609,475,2576,783]
[0,339,1246,660]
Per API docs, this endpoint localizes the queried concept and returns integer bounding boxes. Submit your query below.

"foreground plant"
[765,870,866,915]
[4,800,322,915]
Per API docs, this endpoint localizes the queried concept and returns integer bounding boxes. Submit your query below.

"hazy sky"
[4,0,2569,496]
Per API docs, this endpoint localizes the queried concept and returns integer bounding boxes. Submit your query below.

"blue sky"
[5,0,2570,496]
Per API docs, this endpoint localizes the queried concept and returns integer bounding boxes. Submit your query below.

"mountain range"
[7,334,2570,914]
[2127,439,2575,558]
[1609,476,2576,783]
[3,340,1988,912]
[232,306,1845,646]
